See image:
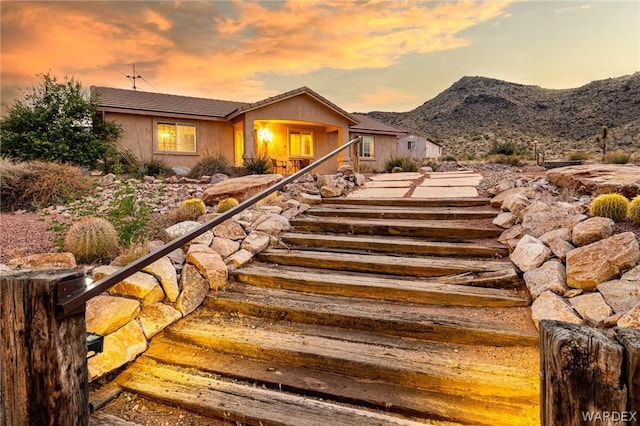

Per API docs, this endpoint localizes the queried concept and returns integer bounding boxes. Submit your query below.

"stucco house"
[93,86,405,175]
[397,134,442,159]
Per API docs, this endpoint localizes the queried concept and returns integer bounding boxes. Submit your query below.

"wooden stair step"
[140,338,539,426]
[163,312,540,404]
[232,265,529,306]
[206,282,537,346]
[117,357,425,426]
[290,217,503,239]
[280,232,509,258]
[306,205,500,220]
[321,197,491,207]
[257,249,517,278]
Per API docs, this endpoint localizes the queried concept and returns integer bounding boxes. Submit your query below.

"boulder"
[212,220,247,241]
[210,237,240,258]
[88,320,147,381]
[297,192,322,205]
[94,266,165,306]
[352,173,366,186]
[338,165,354,175]
[501,193,530,219]
[521,208,586,238]
[571,217,614,247]
[225,249,254,270]
[493,212,517,228]
[7,252,77,270]
[142,256,179,302]
[86,295,140,336]
[320,184,345,198]
[568,293,613,323]
[523,260,568,299]
[617,302,640,328]
[176,264,209,316]
[254,214,290,235]
[538,228,572,245]
[201,174,283,205]
[164,221,213,246]
[546,164,640,198]
[548,238,575,261]
[498,224,523,246]
[316,175,336,189]
[241,231,271,254]
[490,187,534,209]
[418,166,433,174]
[137,303,182,339]
[597,279,640,314]
[622,265,640,281]
[530,291,583,329]
[186,244,228,290]
[510,235,551,272]
[566,232,640,289]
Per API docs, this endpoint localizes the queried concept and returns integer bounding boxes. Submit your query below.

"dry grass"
[1,159,92,211]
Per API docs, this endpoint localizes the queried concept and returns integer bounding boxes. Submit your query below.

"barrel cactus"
[177,198,206,221]
[216,197,239,213]
[589,193,630,222]
[629,196,640,224]
[64,217,119,263]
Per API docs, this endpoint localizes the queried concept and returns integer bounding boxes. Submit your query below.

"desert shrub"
[590,193,630,222]
[487,141,530,158]
[216,197,239,213]
[64,217,119,263]
[244,156,271,174]
[567,151,589,161]
[604,150,630,164]
[0,159,91,211]
[189,154,232,178]
[629,196,640,224]
[107,149,141,175]
[139,157,172,178]
[110,241,150,267]
[440,154,458,162]
[384,156,419,172]
[171,198,206,222]
[485,154,524,166]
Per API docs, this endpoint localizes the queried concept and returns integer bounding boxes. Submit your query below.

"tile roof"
[92,86,248,118]
[350,113,406,135]
[228,86,358,124]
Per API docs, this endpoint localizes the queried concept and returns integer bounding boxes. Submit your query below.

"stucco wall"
[105,112,235,169]
[398,136,442,159]
[349,133,399,173]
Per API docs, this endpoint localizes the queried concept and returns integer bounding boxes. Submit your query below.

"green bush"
[485,154,524,166]
[189,154,232,178]
[590,193,630,222]
[244,156,272,174]
[384,156,419,172]
[0,159,91,211]
[64,217,119,263]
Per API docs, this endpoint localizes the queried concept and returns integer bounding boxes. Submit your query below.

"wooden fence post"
[617,328,640,421]
[1,270,89,426]
[540,320,627,425]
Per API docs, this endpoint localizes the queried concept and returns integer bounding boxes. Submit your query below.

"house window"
[156,122,196,152]
[289,130,313,157]
[407,140,416,150]
[359,136,374,158]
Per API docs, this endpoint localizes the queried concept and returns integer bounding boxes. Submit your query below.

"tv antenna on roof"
[126,64,142,91]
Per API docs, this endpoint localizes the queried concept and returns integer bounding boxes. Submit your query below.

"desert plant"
[110,241,150,266]
[243,156,272,174]
[567,151,589,161]
[139,157,172,178]
[0,159,91,211]
[629,196,640,224]
[64,217,119,263]
[589,193,630,222]
[175,198,207,221]
[440,154,458,162]
[604,149,630,164]
[216,197,239,213]
[485,154,524,166]
[188,154,232,178]
[384,156,419,172]
[596,126,608,157]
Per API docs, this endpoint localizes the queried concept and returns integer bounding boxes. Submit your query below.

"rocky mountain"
[367,73,640,159]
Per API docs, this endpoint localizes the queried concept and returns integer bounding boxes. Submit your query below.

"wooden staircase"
[115,197,540,425]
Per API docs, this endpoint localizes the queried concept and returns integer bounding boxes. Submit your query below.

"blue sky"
[1,1,638,114]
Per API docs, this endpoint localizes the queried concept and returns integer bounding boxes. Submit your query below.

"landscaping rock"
[142,256,179,302]
[176,264,209,316]
[501,193,529,219]
[617,303,640,328]
[164,221,213,246]
[546,164,640,198]
[212,220,247,241]
[88,320,147,381]
[241,231,271,254]
[94,266,165,306]
[490,187,534,209]
[548,238,575,261]
[571,217,614,247]
[521,208,585,238]
[7,252,77,270]
[493,212,517,228]
[225,249,253,270]
[186,244,228,290]
[201,174,283,205]
[210,237,240,258]
[523,259,568,299]
[568,293,613,323]
[597,279,640,314]
[320,184,345,198]
[254,214,290,235]
[510,235,551,272]
[138,303,182,339]
[530,290,583,329]
[566,232,640,289]
[622,265,640,281]
[538,228,572,245]
[498,224,523,246]
[297,192,322,205]
[86,295,140,336]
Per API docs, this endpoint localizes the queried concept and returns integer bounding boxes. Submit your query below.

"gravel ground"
[0,212,55,264]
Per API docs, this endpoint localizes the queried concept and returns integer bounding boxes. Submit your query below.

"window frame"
[154,120,197,153]
[288,128,314,158]
[359,135,375,159]
[407,140,416,150]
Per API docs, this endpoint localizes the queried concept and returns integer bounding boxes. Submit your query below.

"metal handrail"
[56,136,362,316]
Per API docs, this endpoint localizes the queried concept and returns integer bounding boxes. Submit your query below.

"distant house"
[397,134,442,159]
[93,86,405,174]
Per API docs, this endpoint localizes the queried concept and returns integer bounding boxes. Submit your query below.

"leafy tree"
[0,72,122,169]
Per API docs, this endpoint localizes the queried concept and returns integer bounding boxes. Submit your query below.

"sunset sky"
[1,1,638,115]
